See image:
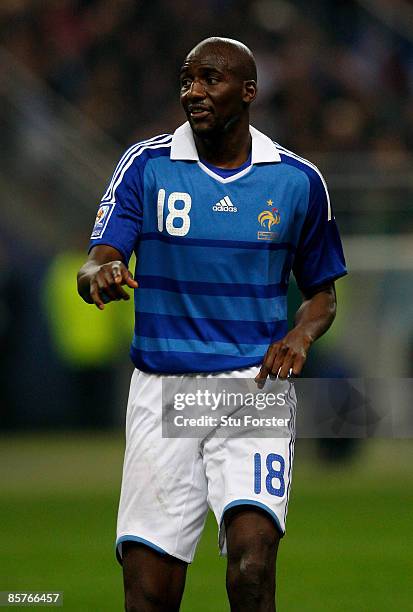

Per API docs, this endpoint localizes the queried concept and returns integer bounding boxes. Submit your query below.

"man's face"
[180,47,250,135]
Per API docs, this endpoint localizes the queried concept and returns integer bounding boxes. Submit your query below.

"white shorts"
[116,367,296,564]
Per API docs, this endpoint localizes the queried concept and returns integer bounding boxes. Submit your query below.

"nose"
[185,79,206,100]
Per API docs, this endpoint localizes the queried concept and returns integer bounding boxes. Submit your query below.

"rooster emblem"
[258,202,281,230]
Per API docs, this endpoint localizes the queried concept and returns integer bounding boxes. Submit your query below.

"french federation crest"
[257,199,280,241]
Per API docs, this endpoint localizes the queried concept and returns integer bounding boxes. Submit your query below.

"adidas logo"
[212,196,238,212]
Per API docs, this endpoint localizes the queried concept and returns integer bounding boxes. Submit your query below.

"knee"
[123,550,168,612]
[124,579,162,611]
[122,543,186,612]
[226,524,278,601]
[228,549,271,592]
[225,509,280,608]
[124,579,167,612]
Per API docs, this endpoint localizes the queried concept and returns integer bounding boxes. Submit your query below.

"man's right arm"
[77,245,138,310]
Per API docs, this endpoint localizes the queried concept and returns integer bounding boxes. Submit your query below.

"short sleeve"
[293,170,347,292]
[88,148,144,264]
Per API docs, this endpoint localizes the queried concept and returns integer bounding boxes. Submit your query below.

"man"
[78,37,346,611]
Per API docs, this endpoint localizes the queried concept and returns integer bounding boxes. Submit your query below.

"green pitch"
[0,435,411,611]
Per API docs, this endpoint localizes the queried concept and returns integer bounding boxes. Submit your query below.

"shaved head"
[186,37,257,83]
[180,36,258,142]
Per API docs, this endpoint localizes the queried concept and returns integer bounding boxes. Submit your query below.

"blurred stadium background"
[0,1,412,610]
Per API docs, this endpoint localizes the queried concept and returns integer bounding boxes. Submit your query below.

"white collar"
[170,121,281,164]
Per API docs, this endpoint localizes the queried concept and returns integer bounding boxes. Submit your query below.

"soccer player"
[78,37,346,612]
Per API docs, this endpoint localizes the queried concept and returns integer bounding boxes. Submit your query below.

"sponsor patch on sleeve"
[91,203,115,239]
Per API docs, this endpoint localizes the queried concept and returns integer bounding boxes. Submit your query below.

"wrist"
[294,326,314,348]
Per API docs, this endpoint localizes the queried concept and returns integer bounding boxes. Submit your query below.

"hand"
[255,328,313,387]
[89,260,138,310]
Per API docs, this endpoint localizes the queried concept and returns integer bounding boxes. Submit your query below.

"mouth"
[188,106,211,120]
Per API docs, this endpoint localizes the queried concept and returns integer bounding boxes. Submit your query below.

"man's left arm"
[255,282,336,383]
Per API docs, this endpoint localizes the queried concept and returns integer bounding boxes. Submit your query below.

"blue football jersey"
[89,122,347,373]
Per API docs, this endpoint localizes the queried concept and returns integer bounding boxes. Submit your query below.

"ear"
[243,80,257,104]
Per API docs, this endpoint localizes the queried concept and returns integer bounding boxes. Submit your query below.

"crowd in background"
[1,0,412,156]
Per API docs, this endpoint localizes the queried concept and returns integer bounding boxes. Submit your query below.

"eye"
[180,78,192,90]
[206,76,219,85]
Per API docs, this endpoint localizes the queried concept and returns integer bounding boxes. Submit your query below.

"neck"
[193,114,251,168]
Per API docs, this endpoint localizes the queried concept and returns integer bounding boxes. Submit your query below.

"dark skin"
[255,282,336,386]
[78,38,337,612]
[179,40,257,168]
[77,245,138,310]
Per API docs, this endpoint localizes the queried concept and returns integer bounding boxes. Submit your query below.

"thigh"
[117,369,209,564]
